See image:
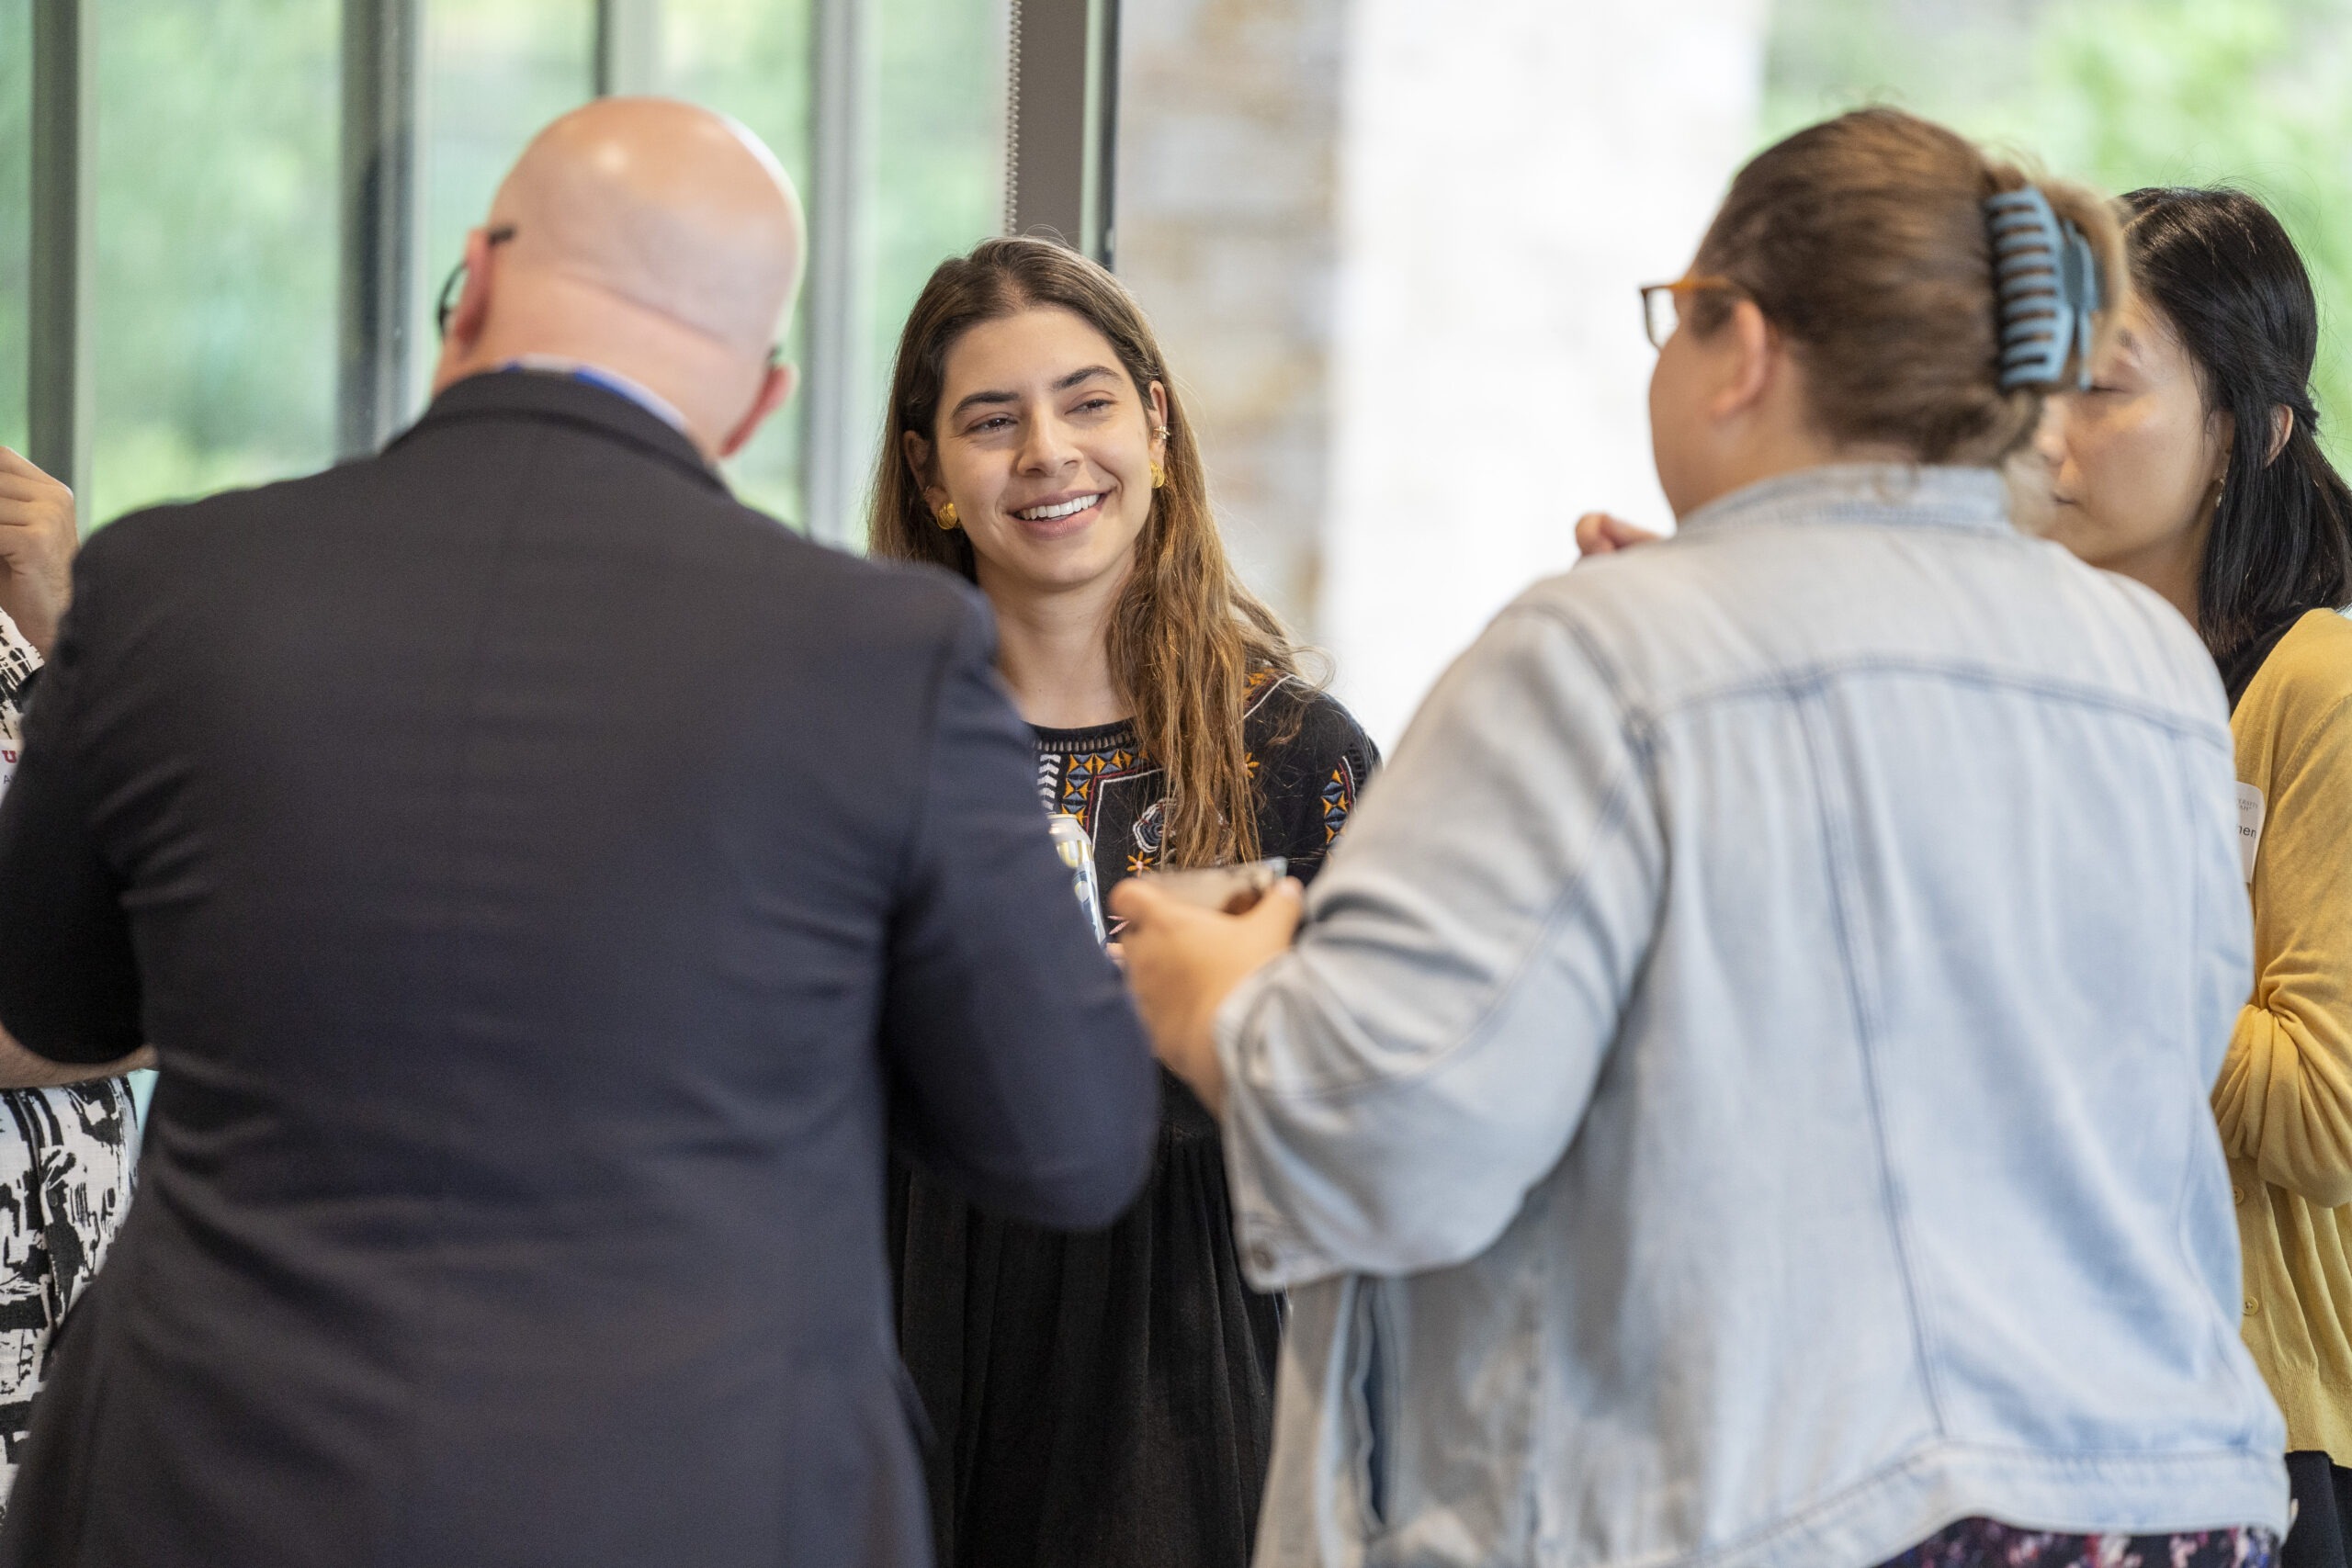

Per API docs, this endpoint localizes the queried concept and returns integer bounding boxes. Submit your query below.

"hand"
[0,447,78,655]
[1573,512,1662,560]
[1109,875,1305,1118]
[0,1027,154,1089]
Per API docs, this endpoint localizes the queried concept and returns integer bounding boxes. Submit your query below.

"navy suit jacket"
[0,372,1157,1567]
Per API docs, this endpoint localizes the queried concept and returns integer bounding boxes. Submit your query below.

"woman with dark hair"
[869,235,1376,1568]
[2033,186,2352,1568]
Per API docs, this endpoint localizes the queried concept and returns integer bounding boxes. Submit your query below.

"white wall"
[1317,0,1770,747]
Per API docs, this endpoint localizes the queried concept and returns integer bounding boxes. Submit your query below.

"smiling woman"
[868,236,1377,1568]
[872,236,1329,871]
[912,315,1169,659]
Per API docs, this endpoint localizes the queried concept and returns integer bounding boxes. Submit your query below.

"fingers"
[1238,878,1305,942]
[1609,516,1662,548]
[0,475,73,508]
[1106,875,1166,927]
[1574,513,1663,558]
[0,449,77,528]
[0,447,63,490]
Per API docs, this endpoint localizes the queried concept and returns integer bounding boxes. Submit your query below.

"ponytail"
[1694,107,2122,466]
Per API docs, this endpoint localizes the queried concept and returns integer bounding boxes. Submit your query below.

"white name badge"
[2237,781,2267,885]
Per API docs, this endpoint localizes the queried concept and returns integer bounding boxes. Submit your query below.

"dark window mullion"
[28,0,92,509]
[338,0,420,458]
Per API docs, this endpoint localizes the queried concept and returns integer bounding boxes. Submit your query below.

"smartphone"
[1139,856,1289,915]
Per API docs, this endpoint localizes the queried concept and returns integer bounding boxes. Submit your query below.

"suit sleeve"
[0,559,143,1063]
[2211,688,2352,1206]
[878,596,1157,1230]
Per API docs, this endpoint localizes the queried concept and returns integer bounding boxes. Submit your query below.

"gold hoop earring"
[935,502,959,530]
[1148,462,1168,491]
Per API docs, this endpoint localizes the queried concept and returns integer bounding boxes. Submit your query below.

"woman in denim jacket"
[1117,108,2287,1568]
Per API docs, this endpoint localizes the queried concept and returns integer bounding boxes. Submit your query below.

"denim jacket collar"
[1675,462,2013,539]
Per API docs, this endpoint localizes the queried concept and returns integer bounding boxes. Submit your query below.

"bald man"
[0,99,1156,1568]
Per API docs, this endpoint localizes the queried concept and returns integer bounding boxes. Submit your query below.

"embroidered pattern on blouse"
[1126,797,1166,878]
[1031,667,1378,908]
[1321,752,1362,845]
[1035,671,1311,876]
[1038,739,1149,829]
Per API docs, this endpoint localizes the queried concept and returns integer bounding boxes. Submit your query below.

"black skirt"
[888,1071,1281,1568]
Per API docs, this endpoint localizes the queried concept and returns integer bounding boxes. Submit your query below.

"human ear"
[1706,299,1777,421]
[449,227,501,352]
[429,226,503,395]
[1147,381,1170,454]
[2267,405,2294,464]
[902,429,947,513]
[2206,409,2237,496]
[718,362,796,459]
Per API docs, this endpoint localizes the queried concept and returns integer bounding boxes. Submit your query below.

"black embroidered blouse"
[890,672,1377,1568]
[1035,671,1374,920]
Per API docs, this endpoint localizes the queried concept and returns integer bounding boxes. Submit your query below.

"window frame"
[18,0,1120,539]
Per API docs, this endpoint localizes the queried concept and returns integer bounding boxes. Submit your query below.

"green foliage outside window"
[0,0,1001,535]
[87,0,340,525]
[1767,0,2352,465]
[662,0,815,525]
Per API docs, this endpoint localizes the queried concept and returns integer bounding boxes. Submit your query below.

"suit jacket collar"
[390,369,729,494]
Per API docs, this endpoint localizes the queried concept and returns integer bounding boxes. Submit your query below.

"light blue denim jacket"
[1217,466,2287,1568]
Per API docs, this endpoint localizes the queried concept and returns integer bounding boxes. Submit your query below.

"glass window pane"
[416,0,595,420]
[869,0,1005,416]
[88,0,339,525]
[89,0,337,522]
[661,0,816,527]
[0,0,27,457]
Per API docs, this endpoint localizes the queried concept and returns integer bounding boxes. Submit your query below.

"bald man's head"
[492,97,804,359]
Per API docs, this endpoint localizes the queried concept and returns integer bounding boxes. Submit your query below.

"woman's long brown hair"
[869,236,1298,869]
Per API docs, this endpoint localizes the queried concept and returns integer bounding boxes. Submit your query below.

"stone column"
[1115,0,1769,747]
[1114,0,1346,634]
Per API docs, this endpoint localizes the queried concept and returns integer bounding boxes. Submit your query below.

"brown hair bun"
[1693,107,2125,466]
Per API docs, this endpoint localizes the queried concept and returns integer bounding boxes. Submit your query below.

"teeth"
[1016,493,1102,522]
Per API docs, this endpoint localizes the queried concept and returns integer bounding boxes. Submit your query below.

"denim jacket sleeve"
[1212,595,1666,1290]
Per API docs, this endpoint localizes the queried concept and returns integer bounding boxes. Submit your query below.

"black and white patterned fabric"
[0,613,140,1509]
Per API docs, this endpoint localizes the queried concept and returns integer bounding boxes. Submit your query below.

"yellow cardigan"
[2213,606,2352,1461]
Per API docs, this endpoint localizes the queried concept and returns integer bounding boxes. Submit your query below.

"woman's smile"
[1008,488,1110,537]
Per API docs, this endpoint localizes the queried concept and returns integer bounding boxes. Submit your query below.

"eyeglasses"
[435,224,786,373]
[1639,275,1746,350]
[435,224,518,340]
